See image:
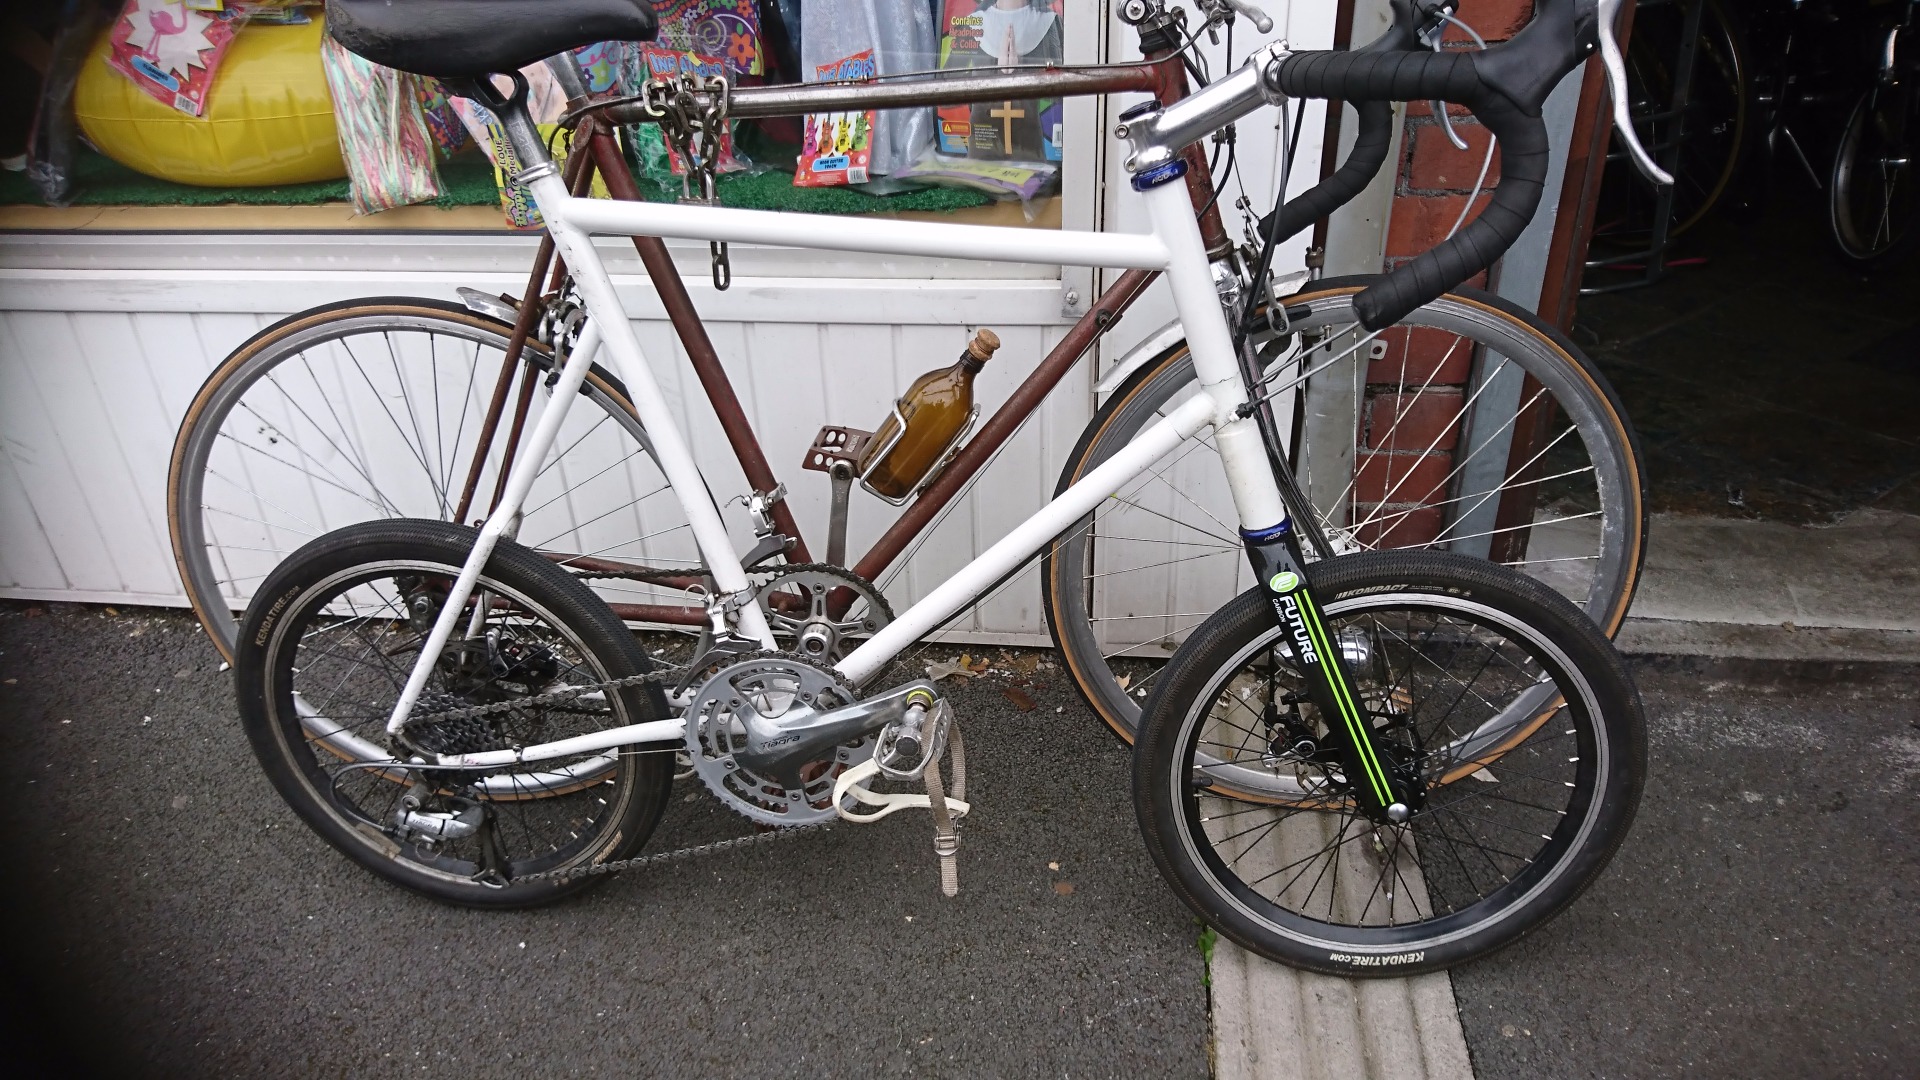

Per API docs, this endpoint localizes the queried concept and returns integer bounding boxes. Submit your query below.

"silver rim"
[1165,590,1610,956]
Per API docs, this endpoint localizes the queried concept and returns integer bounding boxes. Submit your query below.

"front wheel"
[1133,551,1646,976]
[1044,280,1645,743]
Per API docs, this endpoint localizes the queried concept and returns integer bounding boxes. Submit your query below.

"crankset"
[753,564,893,662]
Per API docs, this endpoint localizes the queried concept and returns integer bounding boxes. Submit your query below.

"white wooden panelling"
[0,276,1082,642]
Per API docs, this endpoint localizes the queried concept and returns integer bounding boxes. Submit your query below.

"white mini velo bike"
[229,0,1660,975]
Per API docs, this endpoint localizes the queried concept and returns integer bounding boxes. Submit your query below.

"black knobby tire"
[235,518,673,908]
[1132,551,1646,976]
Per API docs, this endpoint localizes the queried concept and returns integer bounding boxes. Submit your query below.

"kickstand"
[471,803,511,889]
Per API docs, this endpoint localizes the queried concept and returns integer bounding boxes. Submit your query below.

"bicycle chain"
[518,817,836,882]
[387,635,850,885]
[524,647,870,880]
[385,562,894,884]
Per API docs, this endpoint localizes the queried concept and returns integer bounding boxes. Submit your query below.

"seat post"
[460,74,559,185]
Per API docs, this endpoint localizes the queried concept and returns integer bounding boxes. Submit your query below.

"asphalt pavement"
[4,604,1916,1079]
[1450,658,1920,1079]
[0,605,1207,1079]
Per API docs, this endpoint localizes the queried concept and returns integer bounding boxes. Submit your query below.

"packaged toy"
[936,0,1063,162]
[794,51,876,188]
[106,0,248,117]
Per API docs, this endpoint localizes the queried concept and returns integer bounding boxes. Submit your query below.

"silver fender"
[1094,318,1189,395]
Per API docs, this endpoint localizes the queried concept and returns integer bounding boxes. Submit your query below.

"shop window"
[2,1,1066,231]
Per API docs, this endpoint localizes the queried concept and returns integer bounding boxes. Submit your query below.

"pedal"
[802,426,874,473]
[873,692,953,781]
[831,690,968,897]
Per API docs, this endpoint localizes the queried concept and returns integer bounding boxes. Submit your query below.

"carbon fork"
[1241,526,1417,822]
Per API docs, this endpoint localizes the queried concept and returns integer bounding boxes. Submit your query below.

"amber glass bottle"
[858,329,1001,499]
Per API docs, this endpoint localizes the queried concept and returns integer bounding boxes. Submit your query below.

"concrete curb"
[1210,940,1474,1080]
[1617,617,1920,664]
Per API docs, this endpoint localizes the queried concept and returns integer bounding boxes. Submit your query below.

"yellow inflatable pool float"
[75,15,344,187]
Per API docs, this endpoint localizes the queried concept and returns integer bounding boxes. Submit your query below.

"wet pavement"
[0,605,1207,1079]
[1576,207,1920,523]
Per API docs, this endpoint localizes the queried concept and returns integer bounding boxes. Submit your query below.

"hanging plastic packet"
[319,36,442,214]
[107,0,249,117]
[794,51,875,188]
[651,0,764,77]
[414,77,469,159]
[799,0,935,178]
[892,149,1057,208]
[449,65,610,229]
[571,40,627,93]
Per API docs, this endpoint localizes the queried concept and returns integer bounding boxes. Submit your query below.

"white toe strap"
[832,758,971,823]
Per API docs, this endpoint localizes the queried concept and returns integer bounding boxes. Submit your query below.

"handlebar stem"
[1119,42,1292,176]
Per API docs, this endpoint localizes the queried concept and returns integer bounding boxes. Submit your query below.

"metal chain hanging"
[644,72,734,290]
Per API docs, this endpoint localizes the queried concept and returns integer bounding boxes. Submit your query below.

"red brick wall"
[1352,0,1533,546]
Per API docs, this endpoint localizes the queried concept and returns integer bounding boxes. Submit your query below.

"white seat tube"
[532,174,775,647]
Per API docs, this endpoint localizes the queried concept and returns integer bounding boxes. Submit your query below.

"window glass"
[4,1,1065,230]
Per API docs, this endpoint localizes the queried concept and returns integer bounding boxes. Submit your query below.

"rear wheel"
[1830,84,1920,271]
[235,518,674,907]
[169,298,704,662]
[1044,281,1645,743]
[1133,551,1646,976]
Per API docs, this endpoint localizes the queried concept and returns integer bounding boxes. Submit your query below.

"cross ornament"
[988,101,1027,146]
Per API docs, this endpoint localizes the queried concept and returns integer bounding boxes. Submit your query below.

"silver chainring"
[683,652,872,827]
[752,563,893,662]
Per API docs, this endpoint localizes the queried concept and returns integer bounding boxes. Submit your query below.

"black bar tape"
[1357,95,1546,329]
[1273,50,1484,112]
[1270,48,1549,331]
[1249,0,1425,248]
[1253,98,1392,248]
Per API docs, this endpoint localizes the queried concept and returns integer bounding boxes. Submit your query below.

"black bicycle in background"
[1825,0,1920,268]
[1592,0,1920,277]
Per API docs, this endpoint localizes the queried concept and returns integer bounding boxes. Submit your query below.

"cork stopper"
[963,329,1002,368]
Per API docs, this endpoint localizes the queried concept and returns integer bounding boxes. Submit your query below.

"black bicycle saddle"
[325,0,657,80]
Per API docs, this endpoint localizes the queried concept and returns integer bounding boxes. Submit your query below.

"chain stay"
[405,663,682,730]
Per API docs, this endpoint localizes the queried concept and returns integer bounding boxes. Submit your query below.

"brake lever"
[1596,0,1675,185]
[1226,0,1274,34]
